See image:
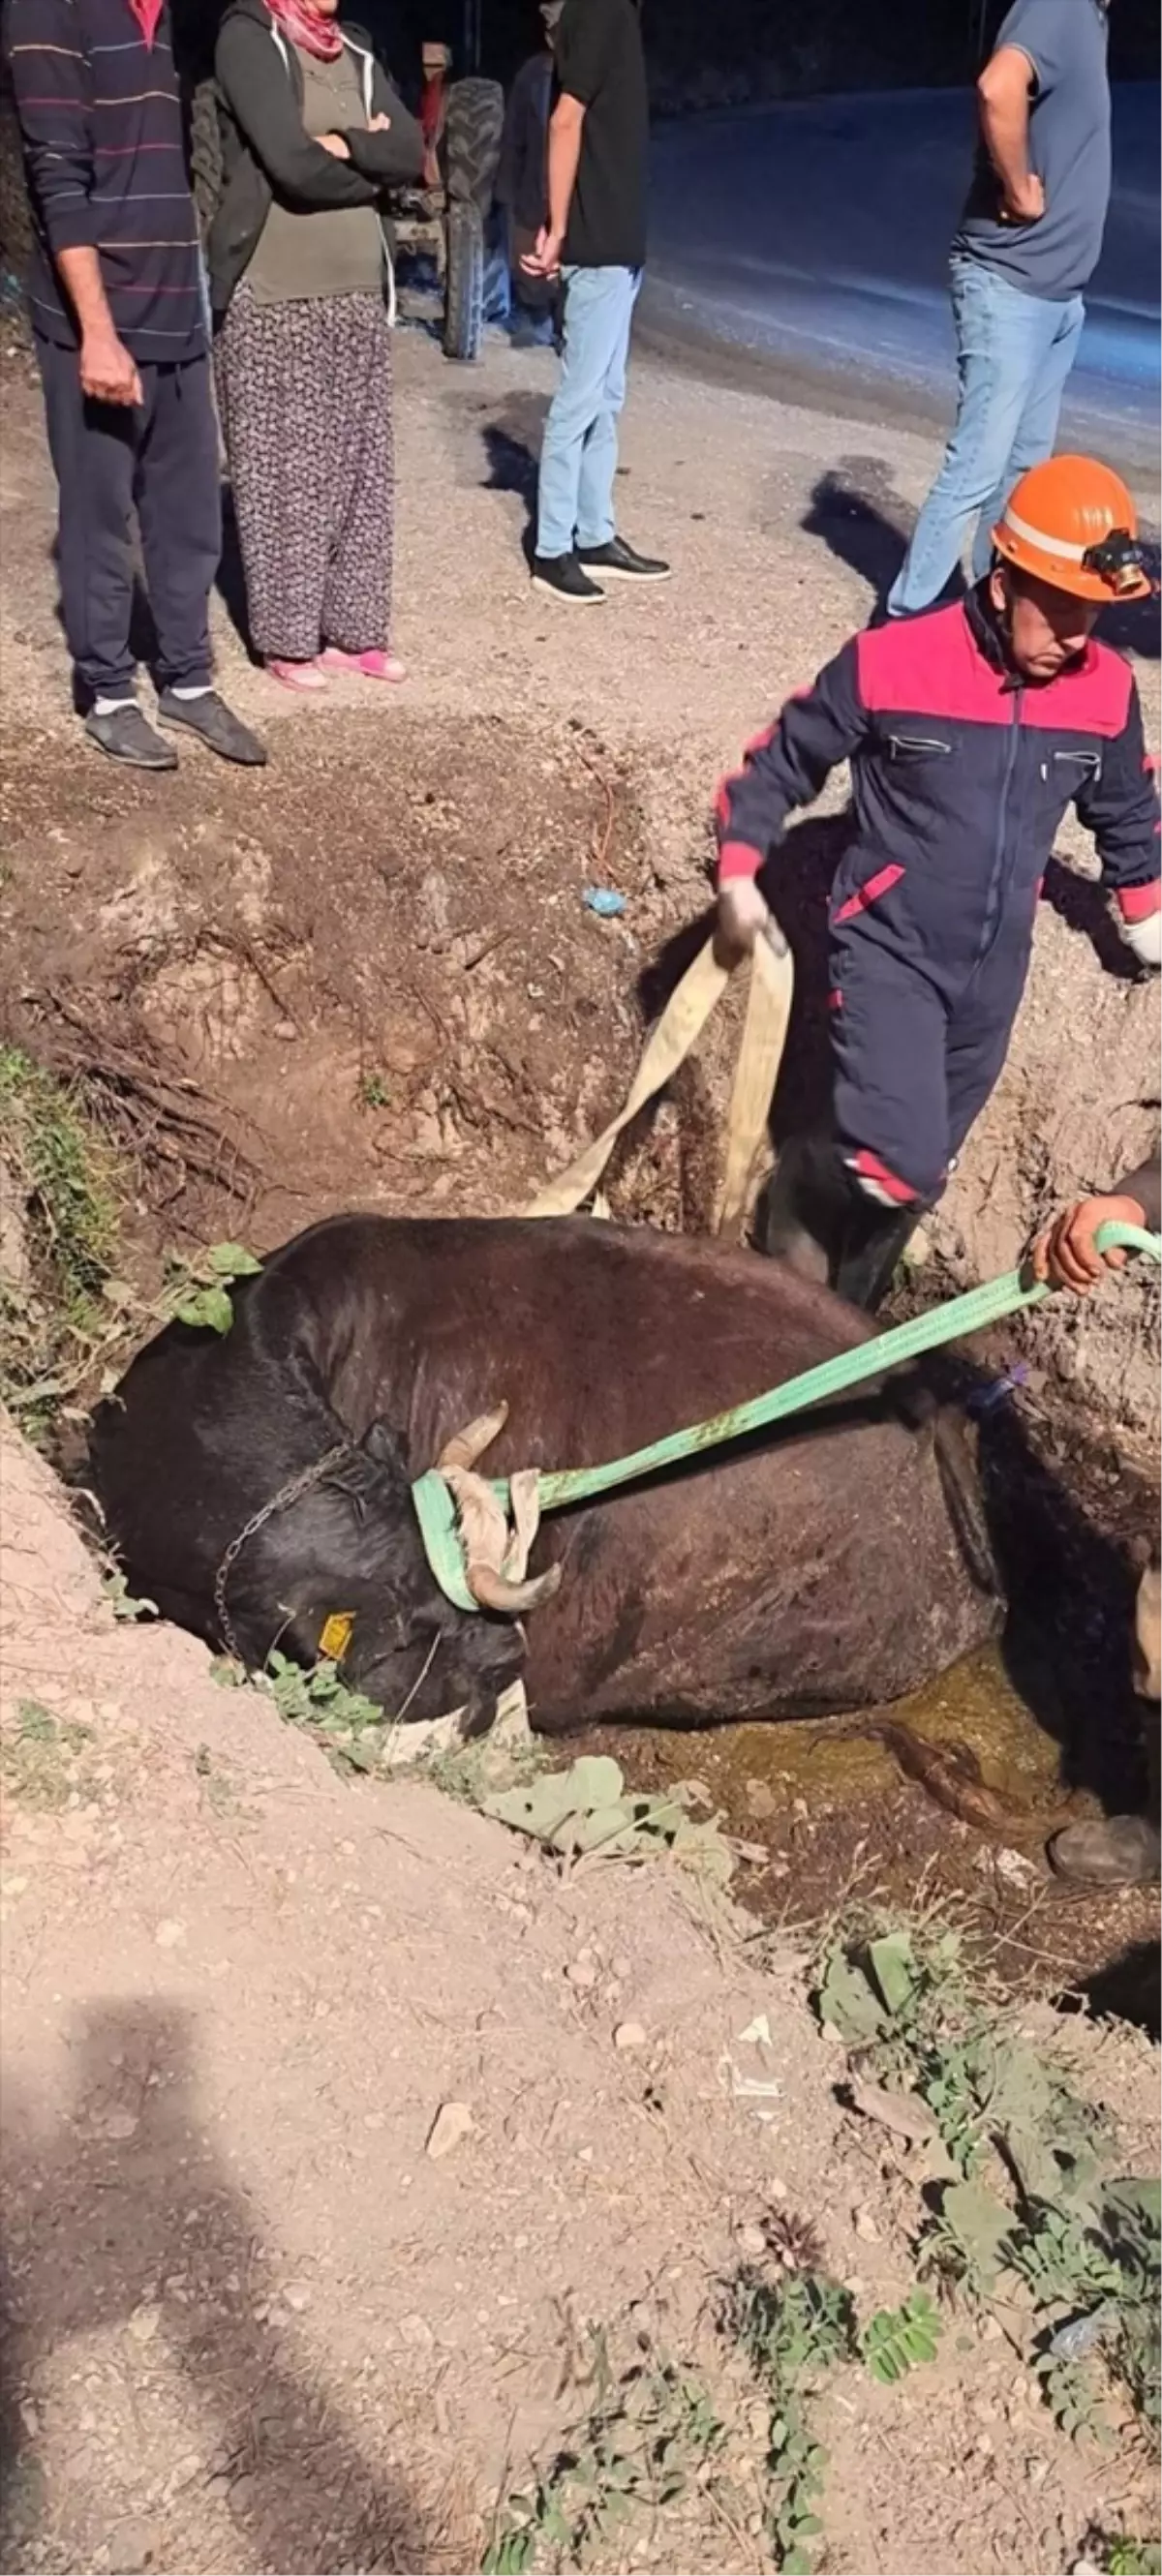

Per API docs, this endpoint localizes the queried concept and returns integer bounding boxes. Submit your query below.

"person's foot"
[266,657,329,693]
[320,647,407,683]
[531,552,605,605]
[1047,1814,1161,1887]
[157,688,267,765]
[84,702,177,771]
[575,535,671,584]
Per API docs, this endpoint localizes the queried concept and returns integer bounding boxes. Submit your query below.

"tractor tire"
[443,197,485,361]
[443,76,504,214]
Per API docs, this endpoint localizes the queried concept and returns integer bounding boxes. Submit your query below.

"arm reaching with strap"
[714,639,871,952]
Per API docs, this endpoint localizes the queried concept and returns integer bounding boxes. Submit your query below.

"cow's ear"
[362,1417,408,1477]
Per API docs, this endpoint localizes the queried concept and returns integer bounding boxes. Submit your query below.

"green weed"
[161,1239,261,1335]
[1,1700,94,1809]
[724,2268,854,2572]
[0,1047,121,1427]
[102,1571,158,1621]
[815,1924,1158,2447]
[859,2289,942,2385]
[482,2331,724,2572]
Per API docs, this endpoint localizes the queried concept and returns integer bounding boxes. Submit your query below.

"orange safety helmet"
[992,455,1155,603]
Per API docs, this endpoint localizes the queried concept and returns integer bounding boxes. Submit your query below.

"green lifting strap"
[412,1223,1162,1616]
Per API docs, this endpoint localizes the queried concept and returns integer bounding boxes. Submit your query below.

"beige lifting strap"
[525,930,794,1234]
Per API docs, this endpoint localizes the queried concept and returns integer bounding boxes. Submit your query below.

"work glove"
[718,876,787,958]
[1119,909,1162,970]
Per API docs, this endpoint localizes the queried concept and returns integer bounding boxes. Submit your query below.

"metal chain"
[212,1443,354,1665]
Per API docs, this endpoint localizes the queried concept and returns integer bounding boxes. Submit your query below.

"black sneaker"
[531,552,605,605]
[157,687,267,766]
[575,536,671,584]
[84,702,178,771]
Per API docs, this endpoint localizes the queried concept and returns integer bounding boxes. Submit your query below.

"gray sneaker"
[157,688,267,767]
[84,701,178,771]
[1047,1813,1161,1887]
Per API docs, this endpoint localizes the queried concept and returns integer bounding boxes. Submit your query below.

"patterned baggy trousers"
[217,284,394,662]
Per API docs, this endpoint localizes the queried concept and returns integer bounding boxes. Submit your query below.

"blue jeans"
[887,257,1085,617]
[535,263,641,558]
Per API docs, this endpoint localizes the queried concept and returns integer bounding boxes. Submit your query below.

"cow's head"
[221,1421,526,1735]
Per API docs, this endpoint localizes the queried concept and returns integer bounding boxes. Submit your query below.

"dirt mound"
[2,1412,1158,2576]
[0,710,736,1263]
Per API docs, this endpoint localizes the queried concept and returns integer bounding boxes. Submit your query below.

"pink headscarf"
[266,0,344,64]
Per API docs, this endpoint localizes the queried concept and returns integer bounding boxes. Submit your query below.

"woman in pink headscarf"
[208,0,423,690]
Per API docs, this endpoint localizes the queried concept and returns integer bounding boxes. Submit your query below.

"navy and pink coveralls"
[716,589,1161,1213]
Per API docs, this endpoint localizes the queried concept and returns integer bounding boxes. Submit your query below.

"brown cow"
[89,1215,1002,1735]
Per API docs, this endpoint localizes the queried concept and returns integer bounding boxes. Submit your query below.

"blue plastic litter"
[1048,2306,1112,2361]
[583,887,627,918]
[968,1359,1030,1417]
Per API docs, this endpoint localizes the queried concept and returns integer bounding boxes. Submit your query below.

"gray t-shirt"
[953,0,1112,302]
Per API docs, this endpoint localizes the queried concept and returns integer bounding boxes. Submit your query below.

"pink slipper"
[321,647,407,683]
[266,656,328,692]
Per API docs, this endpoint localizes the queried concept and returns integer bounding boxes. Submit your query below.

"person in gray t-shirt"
[888,0,1112,620]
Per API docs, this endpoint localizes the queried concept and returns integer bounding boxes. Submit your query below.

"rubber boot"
[831,1202,919,1315]
[752,1135,849,1286]
[757,1136,921,1314]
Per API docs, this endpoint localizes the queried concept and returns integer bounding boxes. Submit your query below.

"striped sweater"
[8,0,204,359]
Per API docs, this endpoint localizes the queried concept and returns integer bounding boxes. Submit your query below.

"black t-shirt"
[556,0,648,269]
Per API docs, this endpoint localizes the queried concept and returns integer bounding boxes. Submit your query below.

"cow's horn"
[437,1403,509,1474]
[467,1559,563,1618]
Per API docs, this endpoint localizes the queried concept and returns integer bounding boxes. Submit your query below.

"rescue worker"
[1034,1148,1161,1887]
[714,455,1160,1311]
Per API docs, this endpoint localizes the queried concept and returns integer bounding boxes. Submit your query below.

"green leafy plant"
[102,1570,158,1621]
[260,1650,388,1770]
[482,2334,724,2572]
[859,2288,942,2385]
[724,2268,854,2571]
[815,1920,1158,2447]
[163,1240,261,1335]
[0,1046,123,1426]
[1101,2538,1162,2576]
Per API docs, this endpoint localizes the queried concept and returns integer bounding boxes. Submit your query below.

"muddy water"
[581,1602,1159,2027]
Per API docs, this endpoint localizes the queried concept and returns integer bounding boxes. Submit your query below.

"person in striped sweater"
[8,0,263,769]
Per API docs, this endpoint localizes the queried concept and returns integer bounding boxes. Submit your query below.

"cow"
[88,1214,1003,1736]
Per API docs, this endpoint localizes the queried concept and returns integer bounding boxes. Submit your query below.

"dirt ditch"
[1,704,1158,2040]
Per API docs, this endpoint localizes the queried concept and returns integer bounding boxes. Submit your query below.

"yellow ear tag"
[319,1612,355,1662]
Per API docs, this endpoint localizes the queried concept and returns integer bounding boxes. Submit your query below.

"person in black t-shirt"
[521,0,670,603]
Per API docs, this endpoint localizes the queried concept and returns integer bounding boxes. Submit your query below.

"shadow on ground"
[0,2002,454,2574]
[801,458,1161,661]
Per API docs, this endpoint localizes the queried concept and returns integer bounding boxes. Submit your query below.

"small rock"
[767,2177,788,2201]
[425,2100,474,2160]
[736,2222,768,2258]
[102,2107,138,2142]
[614,2020,647,2051]
[273,1019,297,1043]
[566,1951,598,1991]
[154,1919,185,1951]
[282,2281,311,2314]
[127,2304,161,2347]
[744,1777,777,1820]
[106,2514,160,2571]
[400,2312,435,2349]
[853,2205,880,2243]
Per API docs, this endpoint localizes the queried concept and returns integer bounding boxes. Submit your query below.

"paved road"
[642,86,1160,472]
